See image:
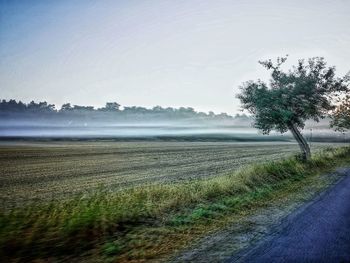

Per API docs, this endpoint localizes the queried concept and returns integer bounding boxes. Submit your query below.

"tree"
[27,101,55,112]
[237,56,349,160]
[101,102,120,111]
[72,105,94,111]
[61,103,73,111]
[0,99,26,112]
[330,95,350,131]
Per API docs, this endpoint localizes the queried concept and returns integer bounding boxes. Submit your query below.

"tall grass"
[1,146,349,260]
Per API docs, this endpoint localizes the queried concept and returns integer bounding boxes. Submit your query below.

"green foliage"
[102,241,123,256]
[331,95,350,131]
[237,56,349,134]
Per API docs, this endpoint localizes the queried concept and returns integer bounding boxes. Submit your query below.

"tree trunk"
[289,123,311,161]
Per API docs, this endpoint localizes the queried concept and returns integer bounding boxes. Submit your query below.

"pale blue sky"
[1,0,349,114]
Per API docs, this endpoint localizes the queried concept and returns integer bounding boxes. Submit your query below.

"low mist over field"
[0,99,347,141]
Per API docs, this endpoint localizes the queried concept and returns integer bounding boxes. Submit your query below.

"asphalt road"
[230,168,350,263]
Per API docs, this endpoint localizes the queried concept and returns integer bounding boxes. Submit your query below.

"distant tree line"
[0,100,56,113]
[0,99,250,124]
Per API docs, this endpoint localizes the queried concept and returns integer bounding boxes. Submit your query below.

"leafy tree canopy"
[331,95,350,131]
[238,56,349,134]
[237,56,349,160]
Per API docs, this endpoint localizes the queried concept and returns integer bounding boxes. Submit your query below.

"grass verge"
[1,146,349,262]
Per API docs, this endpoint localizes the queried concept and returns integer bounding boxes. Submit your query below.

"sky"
[1,0,349,115]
